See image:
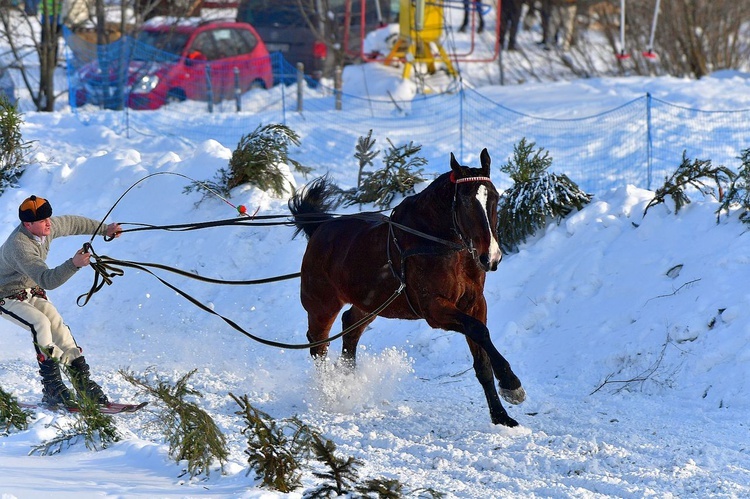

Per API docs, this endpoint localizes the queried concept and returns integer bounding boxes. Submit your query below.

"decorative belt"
[3,286,47,301]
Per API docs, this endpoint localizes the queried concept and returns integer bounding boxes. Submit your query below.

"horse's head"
[449,148,502,272]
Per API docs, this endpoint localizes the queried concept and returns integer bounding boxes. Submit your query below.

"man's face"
[24,218,51,238]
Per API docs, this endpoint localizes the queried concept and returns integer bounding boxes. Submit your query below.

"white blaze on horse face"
[476,185,502,265]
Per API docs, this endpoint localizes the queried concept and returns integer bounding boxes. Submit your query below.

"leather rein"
[80,173,494,349]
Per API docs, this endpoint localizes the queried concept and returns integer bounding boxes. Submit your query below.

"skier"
[0,195,122,408]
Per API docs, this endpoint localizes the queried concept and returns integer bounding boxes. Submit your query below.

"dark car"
[236,0,391,81]
[73,18,273,110]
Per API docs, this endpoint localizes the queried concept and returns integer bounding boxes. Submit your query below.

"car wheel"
[166,88,186,104]
[249,79,267,91]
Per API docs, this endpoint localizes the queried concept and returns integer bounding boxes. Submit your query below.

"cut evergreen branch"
[31,422,86,456]
[227,123,311,192]
[354,129,379,189]
[305,432,363,497]
[230,392,312,492]
[354,478,444,498]
[718,148,750,224]
[185,123,312,201]
[0,386,31,435]
[344,138,427,209]
[69,383,120,450]
[230,395,426,497]
[30,389,120,456]
[120,368,228,478]
[497,139,591,253]
[644,150,736,218]
[0,94,31,194]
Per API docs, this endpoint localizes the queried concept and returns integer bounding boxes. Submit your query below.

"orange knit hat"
[19,195,53,222]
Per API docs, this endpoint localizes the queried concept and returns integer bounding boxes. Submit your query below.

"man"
[538,0,578,52]
[459,0,485,34]
[0,195,121,407]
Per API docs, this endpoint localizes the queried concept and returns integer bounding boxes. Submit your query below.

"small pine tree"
[717,148,750,224]
[644,150,736,218]
[497,138,592,253]
[0,94,31,193]
[500,137,553,183]
[120,369,228,478]
[344,138,427,209]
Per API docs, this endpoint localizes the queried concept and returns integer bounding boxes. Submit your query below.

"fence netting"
[64,29,749,195]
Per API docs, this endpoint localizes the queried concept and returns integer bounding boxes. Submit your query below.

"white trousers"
[0,289,82,365]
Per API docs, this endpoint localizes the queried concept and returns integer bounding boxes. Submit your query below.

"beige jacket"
[0,215,105,296]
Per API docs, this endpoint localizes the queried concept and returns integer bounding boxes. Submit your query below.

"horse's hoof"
[492,415,519,427]
[500,386,526,405]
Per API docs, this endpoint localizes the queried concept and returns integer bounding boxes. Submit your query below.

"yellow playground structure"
[384,0,458,79]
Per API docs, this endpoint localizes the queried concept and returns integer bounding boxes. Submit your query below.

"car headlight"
[131,75,160,94]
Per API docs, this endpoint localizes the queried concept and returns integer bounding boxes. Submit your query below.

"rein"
[79,171,493,350]
[81,241,405,350]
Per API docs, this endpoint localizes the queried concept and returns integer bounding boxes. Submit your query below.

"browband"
[450,171,493,184]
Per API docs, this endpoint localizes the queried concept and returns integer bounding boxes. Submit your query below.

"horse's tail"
[288,175,341,239]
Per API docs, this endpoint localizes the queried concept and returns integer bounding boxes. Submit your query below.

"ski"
[20,401,148,414]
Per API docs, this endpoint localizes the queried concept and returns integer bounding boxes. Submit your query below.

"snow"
[1,9,750,499]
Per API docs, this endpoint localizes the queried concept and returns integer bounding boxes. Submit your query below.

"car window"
[190,31,220,60]
[234,28,258,54]
[211,28,239,59]
[134,30,190,62]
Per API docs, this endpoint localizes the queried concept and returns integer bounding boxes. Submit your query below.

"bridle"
[385,172,496,318]
[450,171,495,261]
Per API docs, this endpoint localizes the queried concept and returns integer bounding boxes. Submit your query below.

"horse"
[288,149,526,427]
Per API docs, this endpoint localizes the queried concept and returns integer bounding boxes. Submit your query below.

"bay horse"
[288,149,525,427]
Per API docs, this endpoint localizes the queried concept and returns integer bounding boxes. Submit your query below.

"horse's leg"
[340,305,376,368]
[460,314,525,403]
[466,338,518,426]
[303,294,344,360]
[426,297,525,425]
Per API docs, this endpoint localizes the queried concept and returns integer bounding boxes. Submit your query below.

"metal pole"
[234,67,241,112]
[205,64,213,113]
[335,66,342,110]
[296,62,304,112]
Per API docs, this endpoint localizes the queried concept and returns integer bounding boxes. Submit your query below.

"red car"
[74,19,273,110]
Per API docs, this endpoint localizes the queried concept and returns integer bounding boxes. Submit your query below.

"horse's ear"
[480,148,491,176]
[450,152,462,176]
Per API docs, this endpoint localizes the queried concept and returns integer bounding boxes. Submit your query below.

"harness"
[387,172,493,318]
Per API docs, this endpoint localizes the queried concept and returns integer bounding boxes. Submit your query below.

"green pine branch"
[120,368,228,478]
[644,150,736,218]
[0,386,31,435]
[718,147,750,223]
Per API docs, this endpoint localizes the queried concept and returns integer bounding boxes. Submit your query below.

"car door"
[208,27,248,99]
[184,30,223,102]
[230,26,270,91]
